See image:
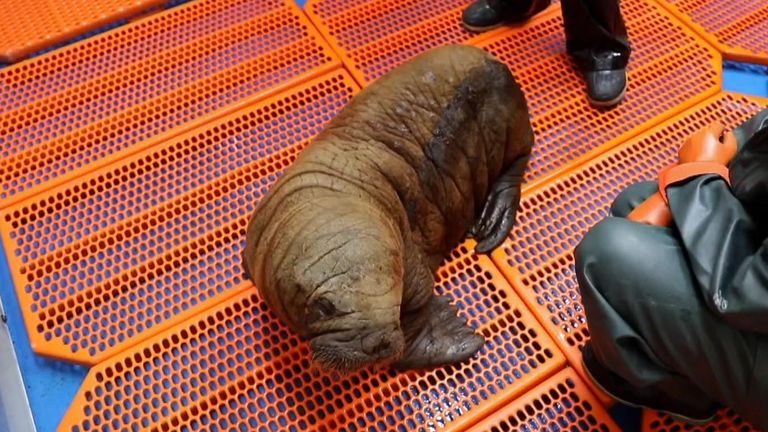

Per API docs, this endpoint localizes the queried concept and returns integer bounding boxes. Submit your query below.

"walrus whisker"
[312,348,365,373]
[312,342,397,374]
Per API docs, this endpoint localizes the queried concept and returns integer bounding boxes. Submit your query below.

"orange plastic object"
[643,408,760,431]
[467,368,620,432]
[491,92,768,397]
[476,0,721,189]
[304,0,557,85]
[658,0,768,65]
[658,162,731,202]
[627,192,674,226]
[59,242,565,432]
[0,0,340,211]
[0,0,172,63]
[0,70,360,365]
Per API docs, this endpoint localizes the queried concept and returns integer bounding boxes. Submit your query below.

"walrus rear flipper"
[393,295,484,370]
[470,155,529,254]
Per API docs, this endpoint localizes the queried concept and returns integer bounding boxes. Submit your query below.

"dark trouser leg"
[560,0,630,106]
[561,0,630,70]
[575,182,763,420]
[507,0,553,19]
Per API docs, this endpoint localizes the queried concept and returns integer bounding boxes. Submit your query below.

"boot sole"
[588,71,628,108]
[462,22,503,33]
[580,357,717,426]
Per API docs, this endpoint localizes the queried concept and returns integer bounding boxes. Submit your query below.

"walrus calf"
[243,45,533,371]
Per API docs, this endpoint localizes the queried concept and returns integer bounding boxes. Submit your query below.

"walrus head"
[249,198,409,372]
[297,231,407,371]
[304,269,406,371]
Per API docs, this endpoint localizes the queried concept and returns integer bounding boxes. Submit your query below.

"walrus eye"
[309,297,337,321]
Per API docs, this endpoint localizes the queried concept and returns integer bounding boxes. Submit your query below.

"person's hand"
[678,122,737,165]
[627,123,737,227]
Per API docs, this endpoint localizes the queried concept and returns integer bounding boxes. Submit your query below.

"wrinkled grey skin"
[243,45,533,372]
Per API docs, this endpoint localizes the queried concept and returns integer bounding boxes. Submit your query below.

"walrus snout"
[361,328,401,357]
[310,326,405,371]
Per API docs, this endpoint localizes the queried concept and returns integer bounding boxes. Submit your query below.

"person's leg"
[561,0,631,107]
[575,215,763,423]
[462,0,550,33]
[581,182,720,419]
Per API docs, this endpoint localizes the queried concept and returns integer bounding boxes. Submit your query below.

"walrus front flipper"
[393,295,485,370]
[470,155,529,254]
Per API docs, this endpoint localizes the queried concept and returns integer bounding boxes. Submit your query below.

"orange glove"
[628,123,737,226]
[678,122,738,164]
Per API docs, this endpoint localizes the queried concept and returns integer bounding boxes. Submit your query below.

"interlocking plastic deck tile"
[59,242,565,432]
[476,0,721,189]
[304,0,558,85]
[0,70,359,365]
[491,92,768,394]
[2,1,757,430]
[0,0,180,63]
[643,408,760,432]
[306,0,721,189]
[0,0,339,210]
[658,0,768,65]
[467,368,620,432]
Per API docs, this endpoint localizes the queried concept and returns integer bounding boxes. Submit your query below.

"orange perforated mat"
[306,0,720,189]
[643,408,760,431]
[0,70,359,365]
[0,0,339,211]
[304,0,548,85]
[59,242,565,431]
[491,92,768,391]
[0,0,756,428]
[658,0,768,64]
[477,0,720,189]
[467,368,619,431]
[0,0,171,63]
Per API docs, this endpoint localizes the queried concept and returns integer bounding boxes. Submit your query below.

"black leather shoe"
[583,69,627,107]
[462,0,550,33]
[574,50,628,107]
[581,344,719,425]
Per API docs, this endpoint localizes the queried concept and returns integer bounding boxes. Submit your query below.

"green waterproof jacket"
[666,119,768,334]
